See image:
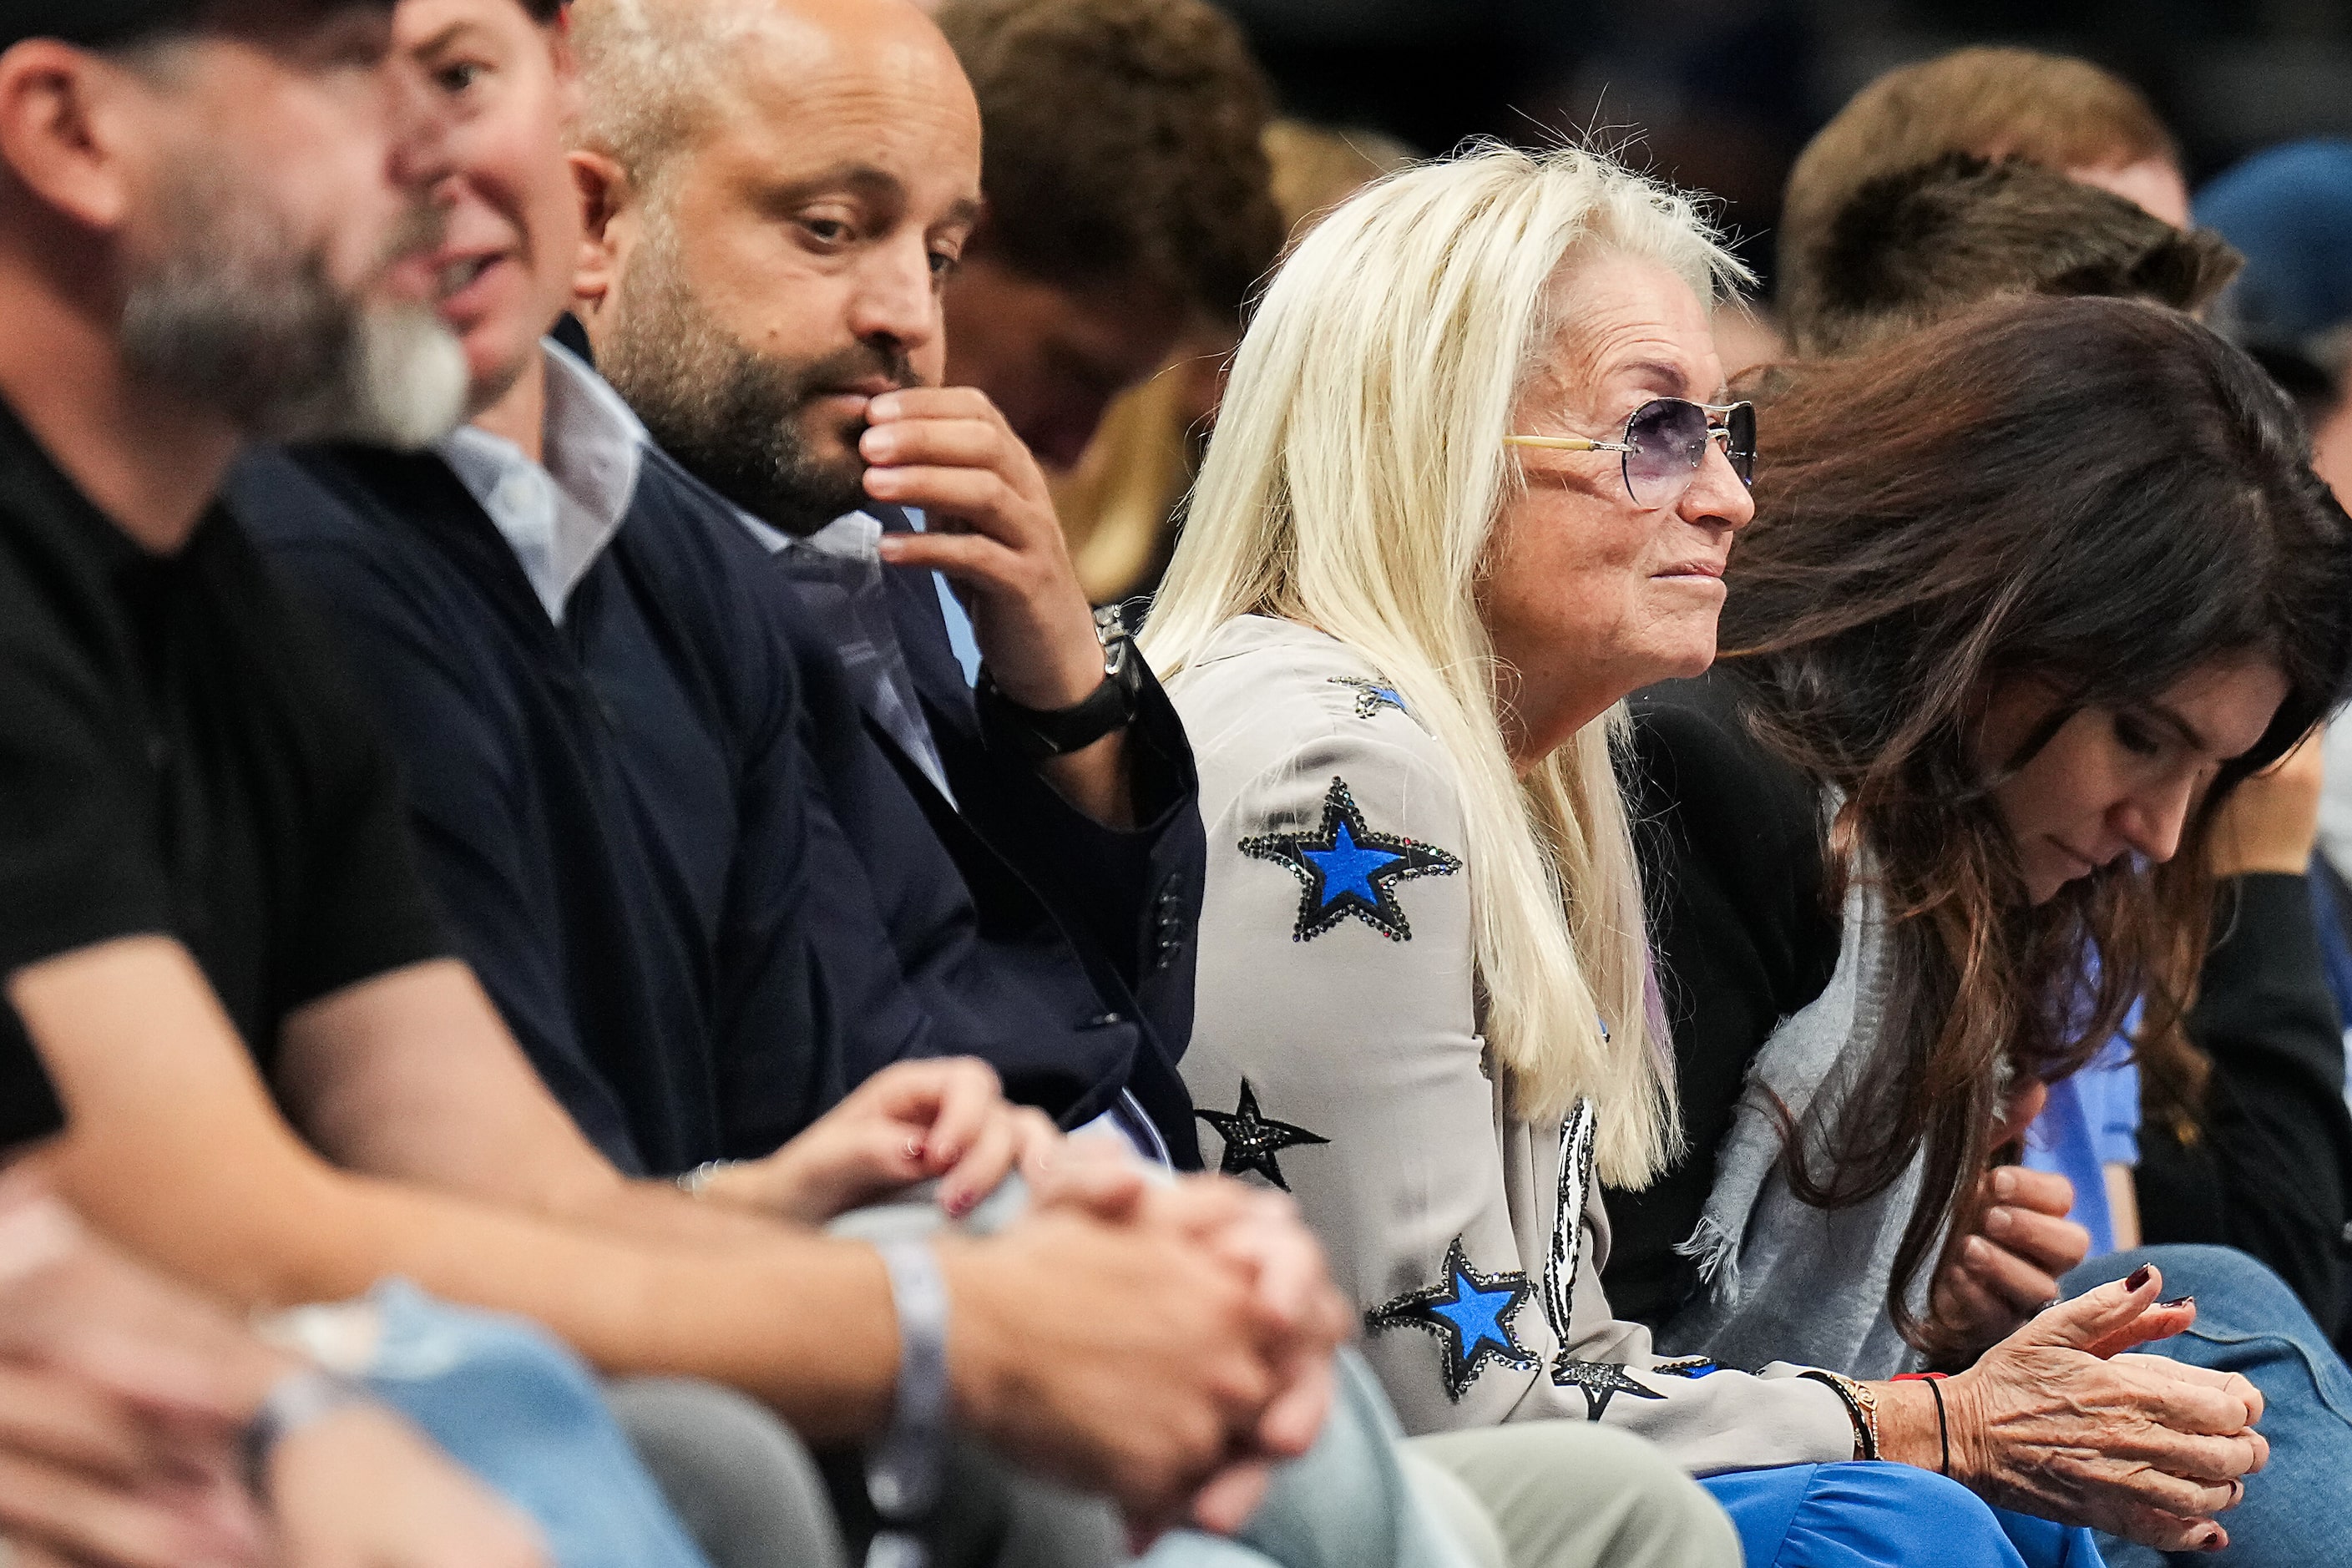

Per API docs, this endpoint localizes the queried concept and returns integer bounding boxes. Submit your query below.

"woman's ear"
[568,147,630,321]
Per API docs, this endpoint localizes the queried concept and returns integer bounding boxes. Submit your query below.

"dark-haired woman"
[1607,292,2352,1566]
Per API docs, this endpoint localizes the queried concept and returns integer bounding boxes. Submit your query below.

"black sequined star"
[1240,776,1463,943]
[1366,1237,1537,1402]
[1329,675,1410,721]
[1195,1080,1328,1192]
[1550,1358,1668,1420]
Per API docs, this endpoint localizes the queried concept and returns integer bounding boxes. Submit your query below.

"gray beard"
[119,172,466,449]
[597,221,913,535]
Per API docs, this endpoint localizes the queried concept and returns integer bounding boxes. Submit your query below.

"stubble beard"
[596,216,916,536]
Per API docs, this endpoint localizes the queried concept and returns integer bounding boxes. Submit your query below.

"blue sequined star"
[1366,1237,1536,1401]
[1330,675,1410,721]
[1306,821,1393,904]
[1241,777,1463,942]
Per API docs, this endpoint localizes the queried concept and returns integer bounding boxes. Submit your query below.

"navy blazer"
[761,504,1206,1166]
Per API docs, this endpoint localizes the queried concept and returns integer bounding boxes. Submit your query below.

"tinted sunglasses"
[1505,397,1756,509]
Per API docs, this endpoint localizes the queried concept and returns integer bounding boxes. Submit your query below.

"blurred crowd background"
[1212,0,2352,294]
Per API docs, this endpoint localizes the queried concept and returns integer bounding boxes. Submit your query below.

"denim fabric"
[346,1281,716,1568]
[2063,1245,2352,1568]
[1702,1462,2106,1568]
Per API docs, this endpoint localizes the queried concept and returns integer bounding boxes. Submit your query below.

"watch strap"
[974,607,1143,762]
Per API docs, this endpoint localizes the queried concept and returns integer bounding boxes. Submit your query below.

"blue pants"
[357,1280,716,1568]
[1703,1462,2105,1568]
[2063,1245,2352,1568]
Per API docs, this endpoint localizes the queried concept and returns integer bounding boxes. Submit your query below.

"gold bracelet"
[1798,1369,1881,1460]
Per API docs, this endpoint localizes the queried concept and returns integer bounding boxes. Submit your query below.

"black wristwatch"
[976,605,1144,762]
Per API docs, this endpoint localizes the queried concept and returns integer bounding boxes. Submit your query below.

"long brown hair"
[1719,295,2352,1348]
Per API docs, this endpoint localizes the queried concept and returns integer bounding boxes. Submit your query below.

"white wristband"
[865,1239,951,1568]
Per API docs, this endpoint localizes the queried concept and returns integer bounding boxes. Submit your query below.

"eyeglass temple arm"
[1502,436,1632,453]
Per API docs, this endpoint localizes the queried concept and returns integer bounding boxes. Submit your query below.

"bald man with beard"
[572,0,1211,1185]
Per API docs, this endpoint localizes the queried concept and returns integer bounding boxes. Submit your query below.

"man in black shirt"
[0,0,1342,1540]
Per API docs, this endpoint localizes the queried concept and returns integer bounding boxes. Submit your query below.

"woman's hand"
[714,1058,1064,1223]
[1929,1266,2266,1551]
[1926,1163,2092,1359]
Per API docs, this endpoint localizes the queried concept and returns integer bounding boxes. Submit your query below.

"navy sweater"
[231,443,943,1174]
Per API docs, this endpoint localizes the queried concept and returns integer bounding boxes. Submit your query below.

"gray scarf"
[1655,878,1939,1378]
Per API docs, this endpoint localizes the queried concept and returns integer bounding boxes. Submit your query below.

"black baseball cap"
[1,0,396,53]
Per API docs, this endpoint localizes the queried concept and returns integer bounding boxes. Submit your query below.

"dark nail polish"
[2126,1265,2155,1292]
[2160,1295,2196,1310]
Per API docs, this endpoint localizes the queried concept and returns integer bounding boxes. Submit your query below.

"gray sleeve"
[1182,715,1855,1473]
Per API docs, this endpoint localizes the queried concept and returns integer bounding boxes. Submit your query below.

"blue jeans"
[2063,1245,2352,1568]
[349,1280,716,1568]
[1703,1462,2105,1568]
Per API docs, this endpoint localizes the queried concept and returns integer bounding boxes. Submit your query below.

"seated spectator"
[232,0,1115,1182]
[1778,46,2188,337]
[933,0,1284,472]
[0,1183,544,1568]
[1142,140,2262,1565]
[0,3,1353,1560]
[1786,153,2238,357]
[1619,293,2352,1566]
[1052,119,1415,609]
[554,0,1207,1168]
[2199,143,2352,1141]
[1636,144,2352,1358]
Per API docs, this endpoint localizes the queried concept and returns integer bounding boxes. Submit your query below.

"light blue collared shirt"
[436,339,645,625]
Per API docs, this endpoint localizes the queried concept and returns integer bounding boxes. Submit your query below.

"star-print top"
[1167,616,1854,1474]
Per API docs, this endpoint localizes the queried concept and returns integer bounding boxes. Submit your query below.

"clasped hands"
[711,1059,1351,1544]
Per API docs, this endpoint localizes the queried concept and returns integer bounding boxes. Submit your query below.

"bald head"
[573,0,973,190]
[569,0,983,531]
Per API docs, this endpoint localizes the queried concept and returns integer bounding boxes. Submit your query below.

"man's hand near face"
[863,388,1136,827]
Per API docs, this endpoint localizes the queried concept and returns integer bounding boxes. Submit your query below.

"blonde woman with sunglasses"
[1144,143,2261,1567]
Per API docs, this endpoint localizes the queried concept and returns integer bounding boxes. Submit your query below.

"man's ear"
[0,40,150,232]
[568,147,630,320]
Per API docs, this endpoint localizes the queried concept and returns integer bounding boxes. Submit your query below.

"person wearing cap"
[0,2,1353,1563]
[0,5,552,1565]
